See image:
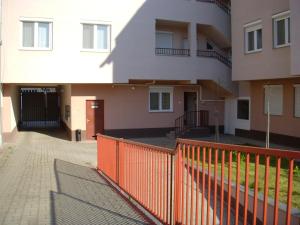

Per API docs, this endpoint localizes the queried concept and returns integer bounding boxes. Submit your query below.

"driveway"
[0,131,150,225]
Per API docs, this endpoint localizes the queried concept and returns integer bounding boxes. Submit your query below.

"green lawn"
[187,150,300,209]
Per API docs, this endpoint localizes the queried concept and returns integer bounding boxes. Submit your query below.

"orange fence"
[97,134,300,225]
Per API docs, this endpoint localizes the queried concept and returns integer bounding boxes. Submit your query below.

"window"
[156,32,173,48]
[149,87,173,112]
[244,21,262,53]
[82,23,110,51]
[264,85,283,116]
[273,11,290,48]
[295,85,300,118]
[237,99,250,120]
[21,20,52,49]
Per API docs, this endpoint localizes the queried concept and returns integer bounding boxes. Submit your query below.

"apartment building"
[0,0,233,141]
[227,0,300,146]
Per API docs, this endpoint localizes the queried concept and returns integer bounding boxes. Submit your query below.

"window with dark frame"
[237,99,249,120]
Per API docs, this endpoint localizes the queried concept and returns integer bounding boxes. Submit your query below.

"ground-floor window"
[237,99,250,120]
[149,86,173,112]
[264,85,283,116]
[295,85,300,117]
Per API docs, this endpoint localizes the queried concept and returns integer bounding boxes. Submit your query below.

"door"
[86,100,104,140]
[184,92,197,126]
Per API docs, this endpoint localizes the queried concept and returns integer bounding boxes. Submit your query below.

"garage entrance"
[20,87,60,129]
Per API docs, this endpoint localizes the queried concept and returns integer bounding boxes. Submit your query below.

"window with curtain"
[82,23,110,51]
[273,11,290,48]
[295,85,300,118]
[149,87,173,112]
[264,85,283,116]
[22,21,52,49]
[244,21,262,53]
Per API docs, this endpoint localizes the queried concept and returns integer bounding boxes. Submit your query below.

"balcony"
[197,49,231,67]
[155,19,190,57]
[196,0,231,14]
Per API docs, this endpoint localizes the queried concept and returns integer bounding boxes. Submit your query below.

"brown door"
[86,100,104,140]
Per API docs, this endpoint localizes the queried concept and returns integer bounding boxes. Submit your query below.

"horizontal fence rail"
[156,48,190,56]
[97,134,300,225]
[197,50,232,68]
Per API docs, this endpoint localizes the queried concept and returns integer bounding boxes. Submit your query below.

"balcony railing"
[97,134,300,225]
[155,48,190,56]
[197,0,231,14]
[197,49,232,68]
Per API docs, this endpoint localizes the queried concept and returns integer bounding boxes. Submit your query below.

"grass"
[187,149,300,210]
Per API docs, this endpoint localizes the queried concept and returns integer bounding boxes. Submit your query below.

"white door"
[224,98,236,135]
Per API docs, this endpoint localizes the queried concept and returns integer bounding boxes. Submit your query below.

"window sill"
[274,43,290,49]
[245,49,262,55]
[19,47,52,51]
[81,49,110,53]
[149,110,173,113]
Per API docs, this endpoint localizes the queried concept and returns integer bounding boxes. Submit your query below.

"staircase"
[174,110,210,138]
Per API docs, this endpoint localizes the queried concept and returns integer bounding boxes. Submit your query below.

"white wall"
[1,0,233,92]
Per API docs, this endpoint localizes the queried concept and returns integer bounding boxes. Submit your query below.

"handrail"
[196,0,231,14]
[197,49,232,68]
[155,48,190,56]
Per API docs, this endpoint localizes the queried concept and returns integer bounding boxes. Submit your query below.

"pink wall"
[70,84,224,132]
[250,78,300,138]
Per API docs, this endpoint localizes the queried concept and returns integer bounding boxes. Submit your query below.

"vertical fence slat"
[195,146,200,225]
[243,153,250,225]
[263,155,270,225]
[227,151,232,225]
[286,159,294,225]
[235,152,241,225]
[182,144,186,223]
[252,154,260,225]
[206,148,212,225]
[186,145,190,225]
[201,147,206,225]
[220,150,225,225]
[190,146,195,225]
[213,149,218,225]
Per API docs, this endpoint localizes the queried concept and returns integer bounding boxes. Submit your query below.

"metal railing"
[175,110,209,137]
[97,134,300,225]
[197,50,232,68]
[196,0,231,14]
[155,48,190,56]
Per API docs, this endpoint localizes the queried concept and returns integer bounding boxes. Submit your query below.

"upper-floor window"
[82,23,110,51]
[21,20,52,50]
[294,85,300,118]
[149,86,173,112]
[156,31,173,48]
[264,85,283,116]
[244,20,262,54]
[273,11,290,48]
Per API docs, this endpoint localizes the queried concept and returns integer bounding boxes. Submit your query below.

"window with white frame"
[155,32,173,48]
[149,87,173,112]
[273,11,290,48]
[264,85,283,116]
[21,20,52,49]
[244,21,262,53]
[82,23,110,51]
[295,85,300,118]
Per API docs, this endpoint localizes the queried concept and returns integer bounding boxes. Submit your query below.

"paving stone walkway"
[0,131,150,225]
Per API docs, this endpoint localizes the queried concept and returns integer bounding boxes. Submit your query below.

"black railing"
[197,50,232,68]
[175,110,209,137]
[155,48,190,56]
[197,0,231,14]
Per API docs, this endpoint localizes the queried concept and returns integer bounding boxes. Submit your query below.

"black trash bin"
[75,129,81,142]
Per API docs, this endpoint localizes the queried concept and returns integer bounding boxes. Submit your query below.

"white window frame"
[244,20,262,54]
[264,85,283,116]
[273,11,290,48]
[294,84,300,118]
[20,17,53,51]
[149,86,173,112]
[155,31,173,49]
[81,21,111,53]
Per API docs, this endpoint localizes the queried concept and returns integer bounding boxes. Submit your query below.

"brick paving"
[0,131,149,225]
